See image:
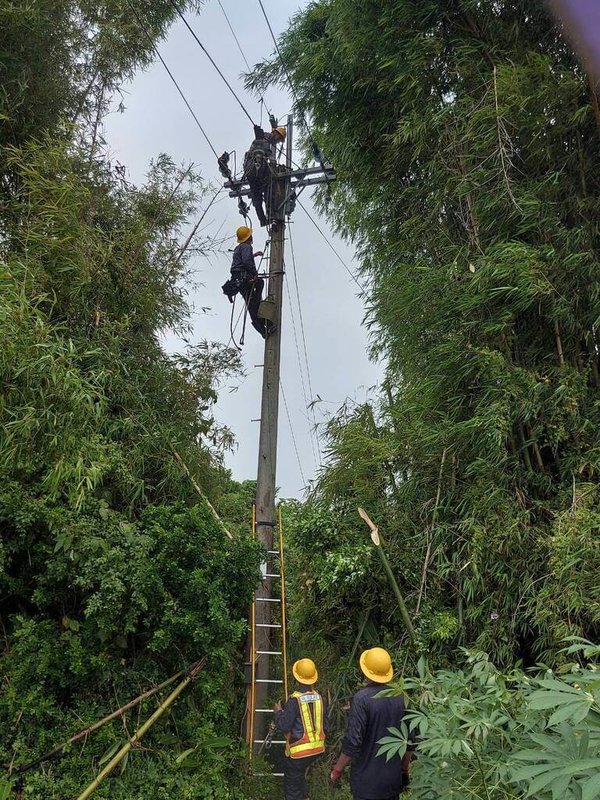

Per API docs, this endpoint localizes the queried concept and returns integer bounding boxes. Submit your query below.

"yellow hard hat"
[292,658,318,685]
[273,126,287,140]
[236,225,252,243]
[359,647,393,684]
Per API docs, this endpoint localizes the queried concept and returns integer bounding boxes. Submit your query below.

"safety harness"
[287,691,325,760]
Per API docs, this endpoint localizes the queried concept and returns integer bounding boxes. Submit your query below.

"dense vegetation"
[1,2,265,798]
[4,0,600,799]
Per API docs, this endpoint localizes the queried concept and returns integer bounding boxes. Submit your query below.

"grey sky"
[104,0,382,498]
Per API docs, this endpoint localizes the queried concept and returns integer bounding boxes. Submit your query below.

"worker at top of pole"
[330,647,415,799]
[274,657,328,800]
[222,226,274,339]
[243,122,286,227]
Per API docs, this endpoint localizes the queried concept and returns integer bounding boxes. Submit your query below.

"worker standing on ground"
[243,123,286,227]
[330,648,413,799]
[222,226,272,338]
[274,657,327,800]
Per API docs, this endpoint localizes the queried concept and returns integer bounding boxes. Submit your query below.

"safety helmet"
[273,126,287,140]
[359,647,393,684]
[292,658,318,685]
[236,225,252,243]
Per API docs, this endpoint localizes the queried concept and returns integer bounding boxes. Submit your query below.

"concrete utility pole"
[252,116,292,743]
[224,116,335,756]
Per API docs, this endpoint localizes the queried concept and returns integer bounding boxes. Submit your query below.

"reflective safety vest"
[287,691,326,759]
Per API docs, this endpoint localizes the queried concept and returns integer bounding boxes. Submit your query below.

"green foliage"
[375,643,600,800]
[0,3,265,799]
[254,0,600,669]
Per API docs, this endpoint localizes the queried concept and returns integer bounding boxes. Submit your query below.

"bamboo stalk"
[357,508,416,644]
[553,319,565,367]
[526,425,545,471]
[172,449,233,539]
[416,449,447,614]
[9,663,199,775]
[76,660,205,800]
[591,359,600,388]
[518,425,533,471]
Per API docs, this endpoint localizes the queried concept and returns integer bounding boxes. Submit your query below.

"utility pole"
[251,116,292,744]
[224,117,335,756]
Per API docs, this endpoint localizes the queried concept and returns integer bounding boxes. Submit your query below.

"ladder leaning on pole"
[247,505,289,778]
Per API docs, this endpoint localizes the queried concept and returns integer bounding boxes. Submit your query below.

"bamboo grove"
[250,0,600,670]
[1,3,266,798]
[3,1,600,799]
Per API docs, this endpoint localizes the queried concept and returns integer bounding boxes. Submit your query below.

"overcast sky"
[104,0,382,498]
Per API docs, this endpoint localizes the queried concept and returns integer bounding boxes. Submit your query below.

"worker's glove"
[330,767,343,783]
[269,114,278,128]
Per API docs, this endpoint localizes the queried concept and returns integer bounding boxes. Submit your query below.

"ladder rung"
[255,708,275,712]
[255,679,283,683]
[253,773,284,777]
[256,623,281,628]
[256,650,282,655]
[255,597,281,603]
[265,573,280,578]
[267,550,280,555]
[254,739,287,744]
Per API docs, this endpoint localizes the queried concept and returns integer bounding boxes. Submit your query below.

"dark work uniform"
[342,683,411,800]
[230,241,266,337]
[243,126,278,226]
[275,689,329,800]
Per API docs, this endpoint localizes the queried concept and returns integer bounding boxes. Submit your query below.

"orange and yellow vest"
[287,690,326,759]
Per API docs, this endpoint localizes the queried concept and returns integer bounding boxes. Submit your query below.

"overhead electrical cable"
[126,0,219,158]
[284,279,319,470]
[167,0,256,125]
[173,186,224,267]
[217,0,251,72]
[280,379,307,488]
[217,0,274,123]
[256,0,326,168]
[296,199,367,294]
[288,227,322,464]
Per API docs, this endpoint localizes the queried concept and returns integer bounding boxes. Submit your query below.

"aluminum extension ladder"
[247,505,289,778]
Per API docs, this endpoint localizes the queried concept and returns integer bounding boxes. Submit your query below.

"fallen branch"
[172,449,233,539]
[8,661,203,775]
[76,659,205,800]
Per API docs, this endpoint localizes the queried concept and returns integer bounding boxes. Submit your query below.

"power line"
[288,226,322,464]
[217,0,251,72]
[217,0,274,125]
[284,278,319,470]
[279,379,307,488]
[126,0,219,159]
[296,199,367,294]
[173,186,225,267]
[256,0,326,167]
[167,0,256,125]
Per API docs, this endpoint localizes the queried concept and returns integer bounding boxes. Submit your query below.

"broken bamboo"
[357,507,416,644]
[76,659,205,800]
[9,662,202,775]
